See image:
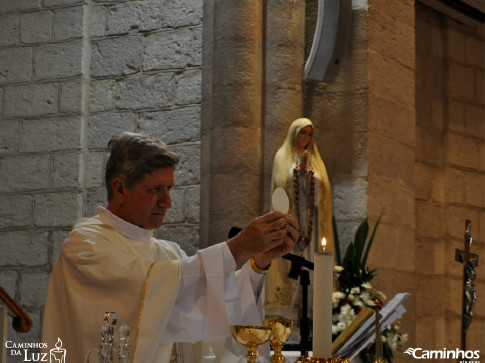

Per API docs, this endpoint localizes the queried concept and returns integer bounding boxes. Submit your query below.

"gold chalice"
[230,325,272,363]
[263,320,293,363]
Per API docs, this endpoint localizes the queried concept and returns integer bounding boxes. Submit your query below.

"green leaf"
[333,216,342,266]
[362,214,382,268]
[354,219,369,268]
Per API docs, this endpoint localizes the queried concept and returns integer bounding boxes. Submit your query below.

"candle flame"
[55,338,63,349]
[321,237,327,251]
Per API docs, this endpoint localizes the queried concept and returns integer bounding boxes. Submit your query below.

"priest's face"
[118,167,174,230]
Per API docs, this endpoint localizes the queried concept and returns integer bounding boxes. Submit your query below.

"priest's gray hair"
[105,132,180,201]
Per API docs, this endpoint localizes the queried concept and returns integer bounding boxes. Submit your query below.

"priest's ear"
[111,178,127,201]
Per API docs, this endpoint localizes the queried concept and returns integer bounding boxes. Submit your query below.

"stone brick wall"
[0,0,202,349]
[414,3,485,352]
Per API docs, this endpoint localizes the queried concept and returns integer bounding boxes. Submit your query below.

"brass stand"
[296,354,349,363]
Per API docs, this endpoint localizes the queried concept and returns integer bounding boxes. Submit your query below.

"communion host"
[42,132,299,362]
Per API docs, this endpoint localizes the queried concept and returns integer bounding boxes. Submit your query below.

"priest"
[41,132,299,362]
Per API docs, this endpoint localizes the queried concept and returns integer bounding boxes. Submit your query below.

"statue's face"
[296,125,313,151]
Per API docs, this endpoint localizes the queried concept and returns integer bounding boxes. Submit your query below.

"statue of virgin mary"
[265,118,334,331]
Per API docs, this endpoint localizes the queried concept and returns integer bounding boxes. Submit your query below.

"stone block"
[415,163,439,202]
[19,271,50,307]
[155,224,199,256]
[369,52,415,107]
[93,0,124,4]
[479,141,485,172]
[143,29,194,71]
[90,5,106,37]
[88,112,136,148]
[60,78,83,113]
[414,239,446,275]
[0,195,32,228]
[160,0,202,28]
[209,126,260,171]
[91,36,141,77]
[448,101,465,133]
[0,47,33,84]
[44,0,82,6]
[0,270,18,298]
[466,36,485,68]
[476,69,484,104]
[447,26,466,63]
[369,7,414,69]
[175,69,201,105]
[53,6,84,41]
[430,24,443,59]
[445,133,478,169]
[416,127,444,165]
[0,154,50,192]
[20,117,82,152]
[479,209,485,244]
[51,229,70,266]
[115,73,173,110]
[465,104,485,138]
[415,201,443,240]
[0,14,19,46]
[187,185,200,223]
[448,63,475,101]
[34,40,83,80]
[85,188,107,217]
[369,134,415,189]
[4,83,58,118]
[467,317,485,350]
[369,95,416,147]
[370,0,414,25]
[192,27,202,66]
[163,188,186,224]
[52,152,81,188]
[89,79,116,112]
[85,151,107,188]
[445,205,479,240]
[170,144,200,186]
[367,177,415,229]
[464,171,485,208]
[0,0,40,12]
[106,0,160,35]
[416,276,448,316]
[33,191,81,227]
[20,11,52,44]
[0,230,49,266]
[442,166,465,204]
[138,106,201,144]
[332,177,368,220]
[0,120,19,153]
[366,222,413,271]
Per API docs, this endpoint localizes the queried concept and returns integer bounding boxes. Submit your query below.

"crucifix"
[454,219,479,351]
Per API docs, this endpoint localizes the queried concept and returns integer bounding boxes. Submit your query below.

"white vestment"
[42,207,265,362]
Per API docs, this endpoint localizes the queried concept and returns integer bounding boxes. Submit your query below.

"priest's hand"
[226,212,299,268]
[252,213,299,269]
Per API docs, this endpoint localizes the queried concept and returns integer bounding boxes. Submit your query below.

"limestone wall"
[0,0,202,349]
[414,3,485,352]
[0,0,483,359]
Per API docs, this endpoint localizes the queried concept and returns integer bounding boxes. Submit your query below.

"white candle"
[312,238,333,358]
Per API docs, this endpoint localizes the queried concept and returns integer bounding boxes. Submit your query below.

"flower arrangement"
[332,217,408,362]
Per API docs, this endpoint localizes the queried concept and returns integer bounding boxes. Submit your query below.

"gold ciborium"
[230,325,272,363]
[263,320,293,363]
